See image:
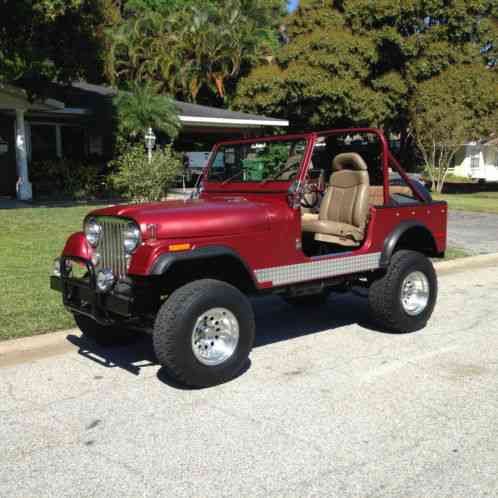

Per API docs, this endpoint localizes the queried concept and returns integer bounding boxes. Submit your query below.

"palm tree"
[114,82,180,142]
[104,0,286,103]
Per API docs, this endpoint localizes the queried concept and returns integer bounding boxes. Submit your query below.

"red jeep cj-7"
[51,128,447,387]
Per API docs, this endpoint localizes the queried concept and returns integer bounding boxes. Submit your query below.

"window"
[88,134,104,156]
[470,152,480,169]
[207,138,307,183]
[30,124,57,160]
[61,126,86,159]
[28,123,96,161]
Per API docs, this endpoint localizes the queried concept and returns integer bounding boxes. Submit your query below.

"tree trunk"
[436,179,444,194]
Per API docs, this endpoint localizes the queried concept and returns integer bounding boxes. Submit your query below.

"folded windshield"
[207,138,307,183]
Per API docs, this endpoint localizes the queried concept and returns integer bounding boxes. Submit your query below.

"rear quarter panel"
[368,202,448,254]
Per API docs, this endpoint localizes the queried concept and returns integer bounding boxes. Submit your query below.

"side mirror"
[190,184,203,200]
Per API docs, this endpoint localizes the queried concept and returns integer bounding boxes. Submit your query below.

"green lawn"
[443,247,469,260]
[433,192,498,214]
[0,205,106,341]
[0,204,473,342]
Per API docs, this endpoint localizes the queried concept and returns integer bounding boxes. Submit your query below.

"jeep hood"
[90,198,271,239]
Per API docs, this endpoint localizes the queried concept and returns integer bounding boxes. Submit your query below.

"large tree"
[122,0,197,13]
[234,0,497,140]
[0,0,107,87]
[411,64,498,193]
[104,0,286,104]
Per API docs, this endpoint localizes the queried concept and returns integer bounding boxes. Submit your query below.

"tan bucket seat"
[302,153,370,247]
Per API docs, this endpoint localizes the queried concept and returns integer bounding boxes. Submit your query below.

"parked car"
[51,128,448,387]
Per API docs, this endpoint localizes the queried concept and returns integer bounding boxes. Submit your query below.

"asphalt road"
[448,210,498,255]
[1,265,498,498]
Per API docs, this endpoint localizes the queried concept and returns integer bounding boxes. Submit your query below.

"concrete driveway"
[1,264,498,498]
[448,210,498,255]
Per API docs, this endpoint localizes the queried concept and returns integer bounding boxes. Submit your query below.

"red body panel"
[91,198,272,239]
[62,232,91,260]
[61,128,448,290]
[372,205,448,254]
[126,199,447,283]
[127,193,297,275]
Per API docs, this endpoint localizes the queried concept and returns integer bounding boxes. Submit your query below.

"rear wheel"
[153,279,255,388]
[368,250,437,333]
[73,314,135,346]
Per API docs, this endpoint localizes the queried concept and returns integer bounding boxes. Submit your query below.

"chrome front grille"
[95,217,129,278]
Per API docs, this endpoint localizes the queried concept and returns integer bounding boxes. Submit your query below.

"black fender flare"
[380,221,436,267]
[149,245,258,286]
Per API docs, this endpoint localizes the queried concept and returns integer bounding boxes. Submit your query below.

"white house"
[450,138,498,182]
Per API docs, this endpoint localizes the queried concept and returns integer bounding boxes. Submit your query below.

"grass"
[0,205,107,341]
[433,191,498,214]
[443,247,470,260]
[0,204,475,342]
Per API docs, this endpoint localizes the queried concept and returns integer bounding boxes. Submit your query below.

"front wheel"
[368,250,437,333]
[153,279,255,388]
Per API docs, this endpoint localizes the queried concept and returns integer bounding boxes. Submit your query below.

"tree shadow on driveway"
[66,292,378,389]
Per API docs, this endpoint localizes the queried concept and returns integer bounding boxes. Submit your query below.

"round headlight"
[84,218,101,247]
[53,258,73,277]
[53,258,62,277]
[123,223,141,254]
[96,269,115,292]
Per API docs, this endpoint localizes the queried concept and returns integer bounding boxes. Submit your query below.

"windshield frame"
[200,127,424,204]
[202,133,316,193]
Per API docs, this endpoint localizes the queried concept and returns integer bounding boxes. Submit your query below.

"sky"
[288,0,300,12]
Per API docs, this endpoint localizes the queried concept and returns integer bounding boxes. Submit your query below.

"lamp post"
[145,127,156,164]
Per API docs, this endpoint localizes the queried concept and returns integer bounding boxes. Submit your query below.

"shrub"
[29,158,108,199]
[110,144,182,202]
[444,173,475,184]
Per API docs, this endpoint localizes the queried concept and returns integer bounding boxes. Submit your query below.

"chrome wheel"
[401,271,430,316]
[191,308,239,366]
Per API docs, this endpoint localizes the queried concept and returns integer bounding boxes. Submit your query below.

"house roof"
[174,101,288,128]
[43,82,289,129]
[0,83,66,112]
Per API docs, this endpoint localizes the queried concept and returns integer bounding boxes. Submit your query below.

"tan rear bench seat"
[368,186,412,206]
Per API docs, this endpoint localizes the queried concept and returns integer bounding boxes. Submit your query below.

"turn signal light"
[168,243,192,252]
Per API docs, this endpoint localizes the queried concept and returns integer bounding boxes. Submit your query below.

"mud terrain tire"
[153,279,255,388]
[368,250,437,333]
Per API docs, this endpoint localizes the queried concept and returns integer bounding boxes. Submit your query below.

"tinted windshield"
[207,138,307,183]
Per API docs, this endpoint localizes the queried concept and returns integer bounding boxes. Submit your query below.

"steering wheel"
[301,181,322,209]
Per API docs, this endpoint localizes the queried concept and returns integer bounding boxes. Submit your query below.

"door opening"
[0,116,16,197]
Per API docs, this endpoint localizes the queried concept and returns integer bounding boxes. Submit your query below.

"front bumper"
[50,256,133,325]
